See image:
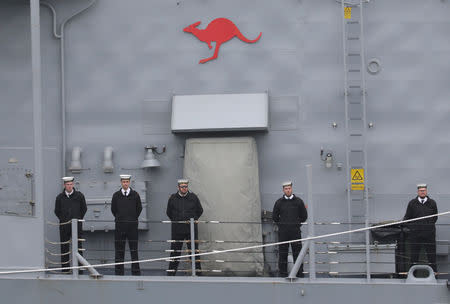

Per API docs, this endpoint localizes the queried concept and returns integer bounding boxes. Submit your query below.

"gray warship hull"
[2,275,449,304]
[0,0,449,302]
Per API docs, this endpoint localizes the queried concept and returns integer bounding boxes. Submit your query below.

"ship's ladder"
[341,0,371,280]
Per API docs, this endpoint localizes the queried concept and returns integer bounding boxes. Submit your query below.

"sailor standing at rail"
[403,183,438,272]
[111,174,142,276]
[54,176,87,273]
[166,179,203,276]
[272,181,308,277]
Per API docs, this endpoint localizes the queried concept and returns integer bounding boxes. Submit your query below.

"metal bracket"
[405,265,436,284]
[336,0,370,6]
[145,145,166,155]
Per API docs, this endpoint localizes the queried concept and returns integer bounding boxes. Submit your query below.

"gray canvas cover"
[184,137,264,275]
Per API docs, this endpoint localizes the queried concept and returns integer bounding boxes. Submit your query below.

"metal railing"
[41,216,450,280]
[41,165,448,280]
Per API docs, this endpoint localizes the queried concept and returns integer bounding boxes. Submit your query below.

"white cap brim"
[62,176,74,182]
[120,174,131,180]
[177,179,189,184]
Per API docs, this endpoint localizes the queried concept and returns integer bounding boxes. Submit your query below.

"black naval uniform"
[272,195,308,277]
[166,192,203,275]
[404,196,438,272]
[54,189,87,271]
[111,188,142,275]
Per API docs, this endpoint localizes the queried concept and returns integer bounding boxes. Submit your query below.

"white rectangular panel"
[171,93,268,132]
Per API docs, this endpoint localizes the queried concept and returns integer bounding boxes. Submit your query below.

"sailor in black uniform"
[166,179,203,276]
[111,174,142,276]
[54,176,87,272]
[404,183,438,272]
[272,181,308,277]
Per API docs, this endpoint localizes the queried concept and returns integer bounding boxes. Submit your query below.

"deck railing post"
[71,219,79,279]
[190,218,196,276]
[306,165,316,280]
[288,241,310,279]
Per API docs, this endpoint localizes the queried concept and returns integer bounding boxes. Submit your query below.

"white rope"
[45,238,71,245]
[0,211,448,275]
[46,219,84,226]
[45,258,71,265]
[45,248,71,256]
[46,220,72,226]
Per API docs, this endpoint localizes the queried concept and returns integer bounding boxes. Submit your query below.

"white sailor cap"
[417,183,427,189]
[62,176,74,183]
[120,174,131,180]
[282,181,293,187]
[177,178,189,185]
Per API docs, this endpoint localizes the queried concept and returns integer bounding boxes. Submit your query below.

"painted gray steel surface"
[1,275,449,304]
[0,0,449,300]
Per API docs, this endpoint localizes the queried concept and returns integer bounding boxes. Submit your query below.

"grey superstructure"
[0,0,449,303]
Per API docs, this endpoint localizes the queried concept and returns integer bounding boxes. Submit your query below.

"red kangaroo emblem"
[183,18,262,64]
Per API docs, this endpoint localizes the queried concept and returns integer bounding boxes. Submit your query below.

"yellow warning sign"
[344,7,352,19]
[351,184,365,191]
[351,169,364,182]
[351,168,364,190]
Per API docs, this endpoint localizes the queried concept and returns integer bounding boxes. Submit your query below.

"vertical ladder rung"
[343,2,368,232]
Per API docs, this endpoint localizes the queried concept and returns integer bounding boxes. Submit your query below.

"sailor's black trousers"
[278,228,303,277]
[114,221,141,276]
